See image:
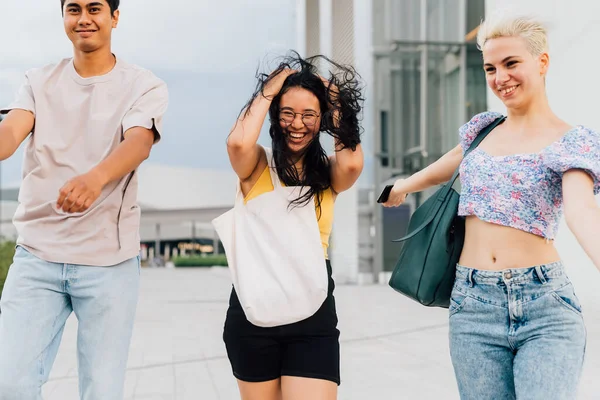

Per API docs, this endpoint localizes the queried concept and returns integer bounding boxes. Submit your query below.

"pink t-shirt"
[0,57,168,266]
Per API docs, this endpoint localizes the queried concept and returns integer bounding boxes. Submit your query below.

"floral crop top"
[458,111,600,239]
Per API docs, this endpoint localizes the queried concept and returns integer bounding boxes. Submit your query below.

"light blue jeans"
[0,246,140,400]
[449,262,586,400]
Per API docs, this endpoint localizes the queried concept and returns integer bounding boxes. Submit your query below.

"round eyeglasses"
[279,110,320,127]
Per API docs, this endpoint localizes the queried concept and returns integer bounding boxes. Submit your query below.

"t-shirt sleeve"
[458,111,503,155]
[122,72,169,143]
[546,126,600,194]
[0,72,36,116]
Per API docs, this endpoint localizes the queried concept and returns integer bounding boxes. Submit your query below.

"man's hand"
[55,127,154,214]
[57,169,106,213]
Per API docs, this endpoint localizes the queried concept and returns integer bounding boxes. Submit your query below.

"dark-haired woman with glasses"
[222,52,364,400]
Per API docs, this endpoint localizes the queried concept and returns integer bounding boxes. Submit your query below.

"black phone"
[376,185,394,204]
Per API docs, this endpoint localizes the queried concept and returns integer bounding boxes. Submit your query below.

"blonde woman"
[383,14,599,399]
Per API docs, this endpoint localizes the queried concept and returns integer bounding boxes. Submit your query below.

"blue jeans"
[0,246,140,400]
[449,262,586,400]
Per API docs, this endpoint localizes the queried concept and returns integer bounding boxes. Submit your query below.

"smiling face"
[63,0,118,53]
[278,87,322,154]
[482,36,549,110]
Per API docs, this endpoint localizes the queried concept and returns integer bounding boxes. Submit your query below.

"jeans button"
[504,272,512,279]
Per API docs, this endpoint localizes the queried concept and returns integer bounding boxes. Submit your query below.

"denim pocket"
[551,283,583,316]
[449,289,472,317]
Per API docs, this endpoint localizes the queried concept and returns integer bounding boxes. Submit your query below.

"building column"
[164,244,170,261]
[327,0,360,284]
[296,0,307,56]
[191,221,196,255]
[319,0,333,58]
[330,186,359,284]
[154,223,161,259]
[213,229,220,255]
[353,0,375,283]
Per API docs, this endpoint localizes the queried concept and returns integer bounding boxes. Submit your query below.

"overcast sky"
[0,0,296,186]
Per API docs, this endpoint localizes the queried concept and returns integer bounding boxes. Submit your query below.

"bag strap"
[264,147,284,189]
[235,147,279,204]
[392,116,505,243]
[441,116,506,197]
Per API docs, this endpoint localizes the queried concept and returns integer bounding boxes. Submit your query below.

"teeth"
[502,86,517,95]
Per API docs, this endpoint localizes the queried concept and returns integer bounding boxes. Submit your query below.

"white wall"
[485,0,600,303]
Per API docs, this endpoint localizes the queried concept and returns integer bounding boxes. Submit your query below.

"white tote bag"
[212,148,329,327]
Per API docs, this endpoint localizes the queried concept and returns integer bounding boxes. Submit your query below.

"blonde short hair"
[477,14,548,56]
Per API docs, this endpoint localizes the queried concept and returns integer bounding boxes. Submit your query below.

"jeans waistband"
[455,261,565,286]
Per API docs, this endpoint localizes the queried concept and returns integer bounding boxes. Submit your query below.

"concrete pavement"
[40,261,599,399]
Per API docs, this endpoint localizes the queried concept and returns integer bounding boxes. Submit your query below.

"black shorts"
[223,260,340,385]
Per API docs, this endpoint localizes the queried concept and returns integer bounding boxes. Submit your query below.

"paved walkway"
[40,261,599,399]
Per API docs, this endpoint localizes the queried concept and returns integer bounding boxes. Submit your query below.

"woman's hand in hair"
[327,71,363,193]
[263,68,297,99]
[320,76,341,127]
[320,76,340,102]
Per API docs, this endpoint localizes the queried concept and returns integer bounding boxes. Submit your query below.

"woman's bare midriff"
[458,217,561,271]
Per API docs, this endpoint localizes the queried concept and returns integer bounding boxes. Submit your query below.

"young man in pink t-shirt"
[0,1,168,398]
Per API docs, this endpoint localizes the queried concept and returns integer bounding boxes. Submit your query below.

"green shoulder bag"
[388,116,505,308]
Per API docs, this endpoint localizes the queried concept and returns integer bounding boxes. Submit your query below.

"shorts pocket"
[551,283,583,316]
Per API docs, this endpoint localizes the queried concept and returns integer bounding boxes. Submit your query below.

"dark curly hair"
[240,51,364,213]
[60,0,120,15]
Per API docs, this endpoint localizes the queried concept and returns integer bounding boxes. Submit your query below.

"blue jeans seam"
[514,281,570,306]
[452,288,507,309]
[38,308,64,386]
[449,295,501,317]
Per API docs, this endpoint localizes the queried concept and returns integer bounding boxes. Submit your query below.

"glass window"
[380,111,389,167]
[391,0,421,42]
[466,45,488,117]
[427,0,462,42]
[466,0,486,40]
[374,0,487,175]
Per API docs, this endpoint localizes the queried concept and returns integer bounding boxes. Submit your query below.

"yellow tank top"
[244,165,335,258]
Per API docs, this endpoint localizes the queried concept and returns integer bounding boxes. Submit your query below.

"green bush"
[173,254,228,267]
[0,241,16,296]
